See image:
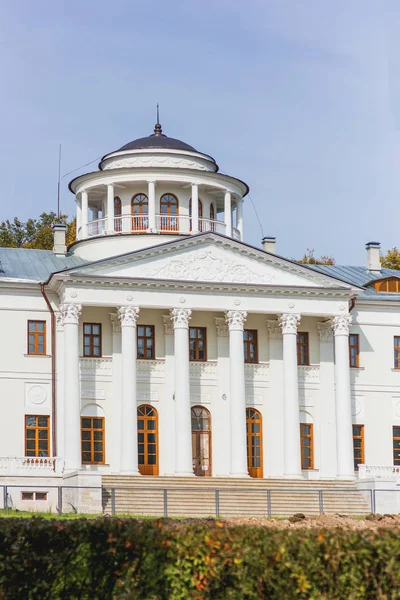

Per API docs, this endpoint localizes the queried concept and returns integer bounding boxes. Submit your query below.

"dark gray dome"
[118,122,197,153]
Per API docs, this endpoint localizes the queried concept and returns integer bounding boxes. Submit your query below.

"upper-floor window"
[28,321,46,355]
[372,277,400,293]
[25,415,49,457]
[352,424,364,470]
[114,197,122,232]
[160,194,179,232]
[300,423,314,469]
[81,417,105,464]
[394,337,400,370]
[297,333,309,366]
[83,323,102,358]
[243,329,258,363]
[394,426,400,466]
[131,194,149,231]
[189,327,206,361]
[210,203,215,221]
[137,325,155,359]
[349,334,360,368]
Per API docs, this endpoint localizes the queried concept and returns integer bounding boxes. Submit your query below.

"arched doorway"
[160,193,179,231]
[114,197,122,232]
[131,194,148,232]
[137,405,158,475]
[191,406,211,477]
[246,408,263,478]
[189,198,203,231]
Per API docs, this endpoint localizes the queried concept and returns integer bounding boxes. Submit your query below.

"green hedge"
[1,517,400,599]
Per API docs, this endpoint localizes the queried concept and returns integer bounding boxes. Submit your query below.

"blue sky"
[0,0,399,264]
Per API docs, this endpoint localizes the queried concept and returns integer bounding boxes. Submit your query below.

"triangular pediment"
[65,235,356,291]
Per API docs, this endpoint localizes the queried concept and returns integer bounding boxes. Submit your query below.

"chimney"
[366,241,381,272]
[53,224,67,255]
[262,236,276,254]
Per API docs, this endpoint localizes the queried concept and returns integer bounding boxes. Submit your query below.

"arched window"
[131,194,148,232]
[137,405,158,475]
[114,197,122,232]
[372,277,400,293]
[246,408,263,478]
[210,203,215,221]
[160,194,179,231]
[191,406,211,477]
[189,198,203,232]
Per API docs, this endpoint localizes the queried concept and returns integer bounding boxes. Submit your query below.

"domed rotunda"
[69,120,249,260]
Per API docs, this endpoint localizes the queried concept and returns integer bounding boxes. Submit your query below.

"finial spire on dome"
[154,103,162,136]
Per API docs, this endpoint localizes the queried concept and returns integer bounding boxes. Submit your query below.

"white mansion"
[1,119,400,511]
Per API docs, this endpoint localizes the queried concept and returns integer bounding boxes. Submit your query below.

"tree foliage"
[0,212,76,250]
[297,248,336,266]
[381,247,400,270]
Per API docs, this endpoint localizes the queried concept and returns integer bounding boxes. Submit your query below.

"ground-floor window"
[137,405,158,475]
[393,426,400,466]
[81,417,105,464]
[191,406,211,477]
[25,415,50,457]
[246,408,263,478]
[352,424,364,470]
[300,423,314,469]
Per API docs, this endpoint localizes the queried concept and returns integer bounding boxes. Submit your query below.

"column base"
[337,474,356,481]
[175,471,195,477]
[284,473,304,480]
[230,472,250,478]
[120,470,141,476]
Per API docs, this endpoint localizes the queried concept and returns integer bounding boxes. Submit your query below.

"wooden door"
[191,406,211,477]
[246,408,263,478]
[137,405,158,475]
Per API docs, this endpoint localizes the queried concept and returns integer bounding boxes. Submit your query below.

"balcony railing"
[0,457,64,475]
[78,215,241,240]
[358,465,400,480]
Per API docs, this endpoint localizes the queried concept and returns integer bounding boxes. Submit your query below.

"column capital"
[332,315,352,336]
[225,310,247,331]
[279,313,301,335]
[266,319,281,340]
[60,303,82,325]
[215,317,229,337]
[170,308,192,328]
[118,306,140,327]
[318,320,333,342]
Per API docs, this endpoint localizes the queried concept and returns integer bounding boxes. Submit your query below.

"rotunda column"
[237,198,243,240]
[81,191,88,239]
[107,183,114,234]
[332,315,355,479]
[118,306,140,474]
[226,310,249,477]
[170,308,194,476]
[191,183,199,234]
[147,180,156,232]
[61,303,82,471]
[76,197,82,240]
[224,190,232,237]
[279,313,302,478]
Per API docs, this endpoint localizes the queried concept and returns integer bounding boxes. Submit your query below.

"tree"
[0,212,76,250]
[297,248,336,266]
[381,247,400,270]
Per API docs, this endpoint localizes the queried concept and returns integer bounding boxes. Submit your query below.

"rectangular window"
[352,424,364,470]
[81,417,105,464]
[189,327,207,361]
[35,492,48,501]
[243,329,258,364]
[21,492,34,500]
[28,321,46,355]
[25,415,50,457]
[300,423,314,469]
[21,492,48,501]
[137,325,155,359]
[393,426,400,466]
[349,334,360,368]
[83,323,102,358]
[395,337,400,370]
[297,333,309,366]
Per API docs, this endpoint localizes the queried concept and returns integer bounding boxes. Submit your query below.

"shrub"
[0,518,400,599]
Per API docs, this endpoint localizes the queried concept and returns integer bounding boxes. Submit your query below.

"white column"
[170,308,194,476]
[92,208,99,220]
[107,183,114,234]
[110,313,122,473]
[61,303,82,471]
[76,197,82,240]
[163,316,176,475]
[279,313,302,478]
[266,320,285,476]
[119,306,140,475]
[215,318,231,476]
[224,190,232,237]
[226,310,249,477]
[191,183,199,234]
[81,191,88,239]
[148,180,156,231]
[318,321,338,478]
[332,315,354,479]
[237,198,243,240]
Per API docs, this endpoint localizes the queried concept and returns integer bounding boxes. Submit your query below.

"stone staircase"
[102,475,370,517]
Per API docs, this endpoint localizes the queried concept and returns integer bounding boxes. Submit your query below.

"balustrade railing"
[358,465,400,479]
[87,218,106,237]
[0,457,64,475]
[198,218,226,235]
